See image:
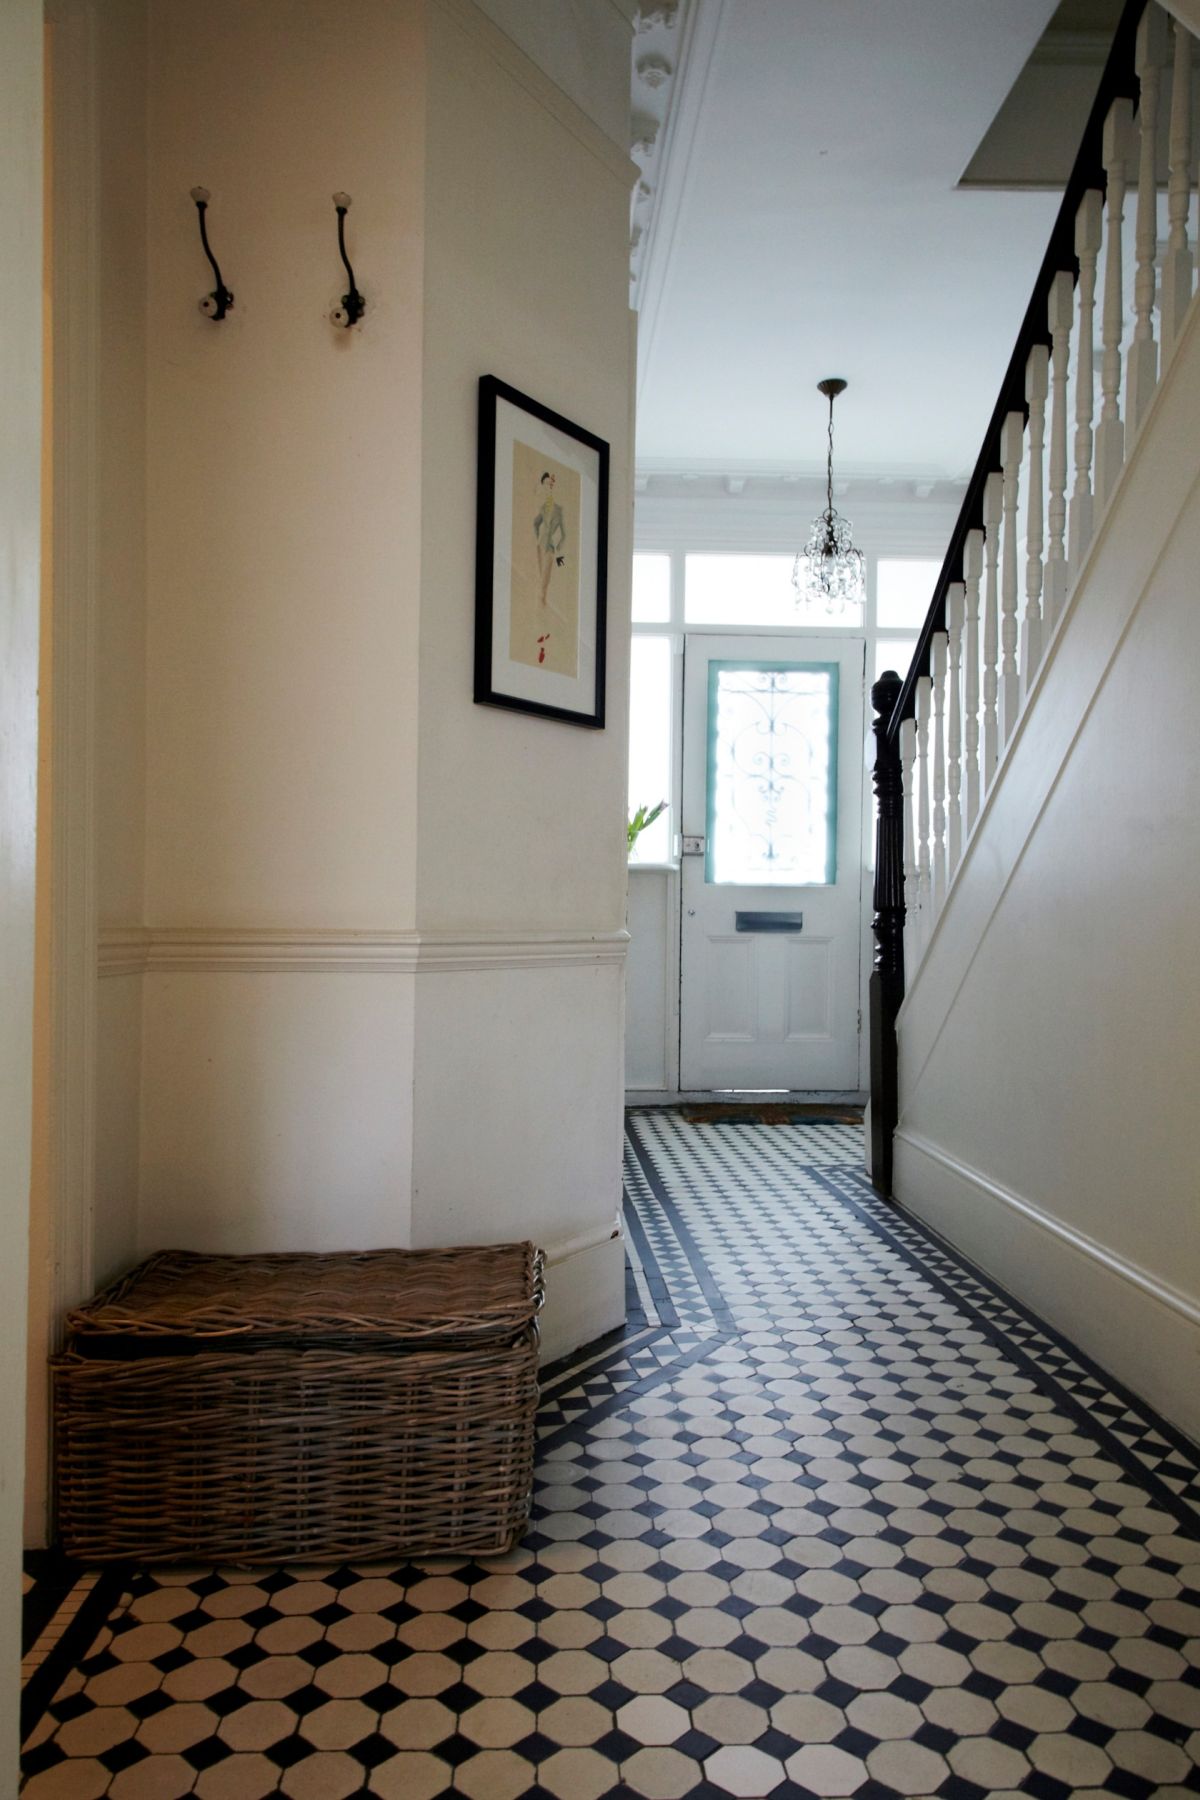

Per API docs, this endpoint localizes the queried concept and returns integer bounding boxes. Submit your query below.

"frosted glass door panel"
[707,663,837,886]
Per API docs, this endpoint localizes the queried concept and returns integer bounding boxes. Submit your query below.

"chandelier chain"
[792,377,865,616]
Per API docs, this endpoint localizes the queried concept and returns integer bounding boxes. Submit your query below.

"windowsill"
[628,861,680,874]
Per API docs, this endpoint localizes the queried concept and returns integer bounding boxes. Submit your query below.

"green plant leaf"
[627,799,667,855]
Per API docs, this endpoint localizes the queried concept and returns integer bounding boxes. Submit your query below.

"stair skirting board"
[893,1127,1200,1329]
[97,926,630,977]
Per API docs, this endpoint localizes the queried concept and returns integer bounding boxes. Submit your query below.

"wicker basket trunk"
[53,1245,544,1565]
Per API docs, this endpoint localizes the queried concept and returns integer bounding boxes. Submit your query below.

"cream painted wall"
[96,0,147,934]
[143,0,425,931]
[136,0,427,1254]
[0,0,41,1775]
[411,958,626,1234]
[24,1,153,1546]
[474,0,634,148]
[408,1,634,1340]
[92,0,148,1285]
[417,0,635,938]
[126,0,634,1361]
[140,972,416,1253]
[893,297,1200,1439]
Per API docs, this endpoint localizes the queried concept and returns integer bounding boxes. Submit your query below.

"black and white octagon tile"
[20,1112,1200,1798]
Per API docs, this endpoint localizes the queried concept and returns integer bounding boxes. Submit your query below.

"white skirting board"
[538,1229,626,1365]
[893,1129,1200,1445]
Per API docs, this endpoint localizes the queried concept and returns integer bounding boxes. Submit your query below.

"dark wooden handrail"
[886,0,1145,741]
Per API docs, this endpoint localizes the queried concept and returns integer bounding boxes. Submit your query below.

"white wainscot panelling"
[784,936,833,1040]
[704,934,755,1042]
[625,868,676,1091]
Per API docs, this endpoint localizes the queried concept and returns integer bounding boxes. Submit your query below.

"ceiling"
[633,0,1092,486]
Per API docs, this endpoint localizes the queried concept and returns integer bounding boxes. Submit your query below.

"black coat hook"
[190,187,233,321]
[331,192,366,328]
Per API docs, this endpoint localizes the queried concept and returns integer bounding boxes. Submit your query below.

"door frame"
[676,630,868,1096]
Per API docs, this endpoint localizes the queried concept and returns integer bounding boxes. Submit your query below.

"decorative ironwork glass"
[706,662,839,886]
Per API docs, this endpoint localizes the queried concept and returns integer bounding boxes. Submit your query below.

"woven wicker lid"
[66,1245,545,1348]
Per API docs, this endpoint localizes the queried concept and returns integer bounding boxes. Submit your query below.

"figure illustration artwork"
[509,439,581,677]
[475,374,608,727]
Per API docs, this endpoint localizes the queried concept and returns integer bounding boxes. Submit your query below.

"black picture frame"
[474,375,609,729]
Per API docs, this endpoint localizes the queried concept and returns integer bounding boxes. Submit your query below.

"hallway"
[21,1114,1200,1799]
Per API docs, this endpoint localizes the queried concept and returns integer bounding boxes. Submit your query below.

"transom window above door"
[686,555,866,629]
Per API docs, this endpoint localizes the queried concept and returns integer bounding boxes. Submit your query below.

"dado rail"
[870,0,1199,1192]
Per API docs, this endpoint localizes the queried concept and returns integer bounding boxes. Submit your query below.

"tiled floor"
[21,1111,1200,1798]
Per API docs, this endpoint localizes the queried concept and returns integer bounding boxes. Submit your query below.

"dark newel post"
[869,671,905,1197]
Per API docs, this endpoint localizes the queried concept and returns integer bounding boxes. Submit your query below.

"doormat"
[680,1102,864,1126]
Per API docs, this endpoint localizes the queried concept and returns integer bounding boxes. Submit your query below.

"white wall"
[626,868,676,1091]
[143,0,425,933]
[136,0,426,1254]
[894,297,1200,1440]
[0,0,41,1776]
[93,0,148,1287]
[119,0,632,1359]
[412,0,634,1346]
[474,0,635,148]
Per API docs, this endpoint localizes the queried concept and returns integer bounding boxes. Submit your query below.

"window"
[685,554,864,630]
[632,553,671,623]
[706,662,838,886]
[876,558,940,629]
[628,635,673,863]
[874,636,917,686]
[875,558,937,692]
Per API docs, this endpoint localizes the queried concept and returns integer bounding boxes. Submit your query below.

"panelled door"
[679,635,866,1091]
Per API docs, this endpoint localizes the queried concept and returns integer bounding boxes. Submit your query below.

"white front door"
[679,634,866,1092]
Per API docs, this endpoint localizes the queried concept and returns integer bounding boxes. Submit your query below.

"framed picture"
[475,375,609,729]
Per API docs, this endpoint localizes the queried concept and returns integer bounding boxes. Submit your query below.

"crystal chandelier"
[793,377,864,614]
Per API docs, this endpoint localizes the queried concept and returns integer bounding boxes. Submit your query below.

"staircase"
[868,0,1200,1440]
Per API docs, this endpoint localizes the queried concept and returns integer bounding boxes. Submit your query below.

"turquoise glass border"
[704,660,840,887]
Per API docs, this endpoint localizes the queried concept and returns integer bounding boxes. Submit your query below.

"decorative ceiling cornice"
[633,467,969,508]
[629,1,687,298]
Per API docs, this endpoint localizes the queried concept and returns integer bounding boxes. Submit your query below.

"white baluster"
[1046,271,1073,632]
[1161,18,1194,363]
[915,674,932,956]
[1023,345,1048,692]
[981,473,1002,792]
[1126,6,1168,436]
[962,529,983,835]
[901,717,918,976]
[1096,98,1133,511]
[931,631,947,919]
[1069,190,1103,575]
[946,583,964,884]
[999,411,1024,746]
